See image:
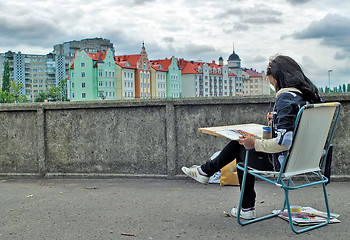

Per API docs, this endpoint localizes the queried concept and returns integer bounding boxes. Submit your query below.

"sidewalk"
[0,178,349,240]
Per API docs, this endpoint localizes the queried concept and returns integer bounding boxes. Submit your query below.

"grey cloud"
[334,52,350,60]
[301,56,318,70]
[244,16,282,24]
[0,16,65,48]
[163,37,175,43]
[286,0,313,4]
[233,23,249,31]
[133,0,156,5]
[294,14,350,54]
[253,55,267,63]
[217,6,282,19]
[216,5,283,28]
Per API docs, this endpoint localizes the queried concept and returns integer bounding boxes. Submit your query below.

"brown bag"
[220,160,239,186]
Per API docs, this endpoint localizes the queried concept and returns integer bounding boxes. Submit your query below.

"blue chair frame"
[236,102,341,234]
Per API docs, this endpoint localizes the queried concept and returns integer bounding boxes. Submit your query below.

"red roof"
[179,59,236,76]
[150,58,173,72]
[114,54,141,69]
[243,68,263,77]
[86,50,107,61]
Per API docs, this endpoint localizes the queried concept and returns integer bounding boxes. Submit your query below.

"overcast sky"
[1,0,349,88]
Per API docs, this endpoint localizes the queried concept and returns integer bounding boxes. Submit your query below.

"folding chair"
[236,102,341,234]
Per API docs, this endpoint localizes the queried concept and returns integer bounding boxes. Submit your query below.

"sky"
[0,0,349,89]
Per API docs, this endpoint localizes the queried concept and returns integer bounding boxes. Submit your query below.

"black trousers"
[201,140,274,208]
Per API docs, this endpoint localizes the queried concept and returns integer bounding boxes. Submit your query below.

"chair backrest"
[282,102,341,178]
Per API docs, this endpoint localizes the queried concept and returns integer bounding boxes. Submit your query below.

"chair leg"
[283,182,331,234]
[237,151,282,225]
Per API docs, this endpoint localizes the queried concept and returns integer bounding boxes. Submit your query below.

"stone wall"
[0,94,349,179]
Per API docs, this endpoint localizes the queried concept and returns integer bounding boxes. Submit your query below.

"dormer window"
[125,62,131,67]
[159,65,163,70]
[197,67,202,73]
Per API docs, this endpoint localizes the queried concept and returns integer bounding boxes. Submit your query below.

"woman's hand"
[267,112,273,123]
[238,135,256,149]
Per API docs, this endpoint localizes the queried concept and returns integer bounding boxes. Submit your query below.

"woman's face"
[268,75,277,91]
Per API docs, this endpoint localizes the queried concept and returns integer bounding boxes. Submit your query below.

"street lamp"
[328,70,333,92]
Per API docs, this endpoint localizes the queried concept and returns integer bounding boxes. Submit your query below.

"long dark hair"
[267,55,323,103]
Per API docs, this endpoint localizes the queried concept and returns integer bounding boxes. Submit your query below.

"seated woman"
[182,55,323,219]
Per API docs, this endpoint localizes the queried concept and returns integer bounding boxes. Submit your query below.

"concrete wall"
[0,94,349,179]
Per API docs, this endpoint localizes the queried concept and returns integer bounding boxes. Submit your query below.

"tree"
[343,84,346,93]
[347,84,350,92]
[10,81,27,103]
[57,78,68,101]
[35,92,48,102]
[0,80,26,103]
[2,60,10,92]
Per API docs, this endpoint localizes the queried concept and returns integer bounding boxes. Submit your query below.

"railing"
[0,94,349,179]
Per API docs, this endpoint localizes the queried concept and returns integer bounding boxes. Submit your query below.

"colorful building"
[150,56,182,98]
[179,58,236,97]
[69,49,116,101]
[242,68,270,95]
[115,43,152,99]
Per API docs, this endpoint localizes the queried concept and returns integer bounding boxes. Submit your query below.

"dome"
[228,51,240,61]
[218,56,224,61]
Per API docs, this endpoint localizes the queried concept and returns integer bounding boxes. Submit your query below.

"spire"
[142,41,145,50]
[233,42,235,53]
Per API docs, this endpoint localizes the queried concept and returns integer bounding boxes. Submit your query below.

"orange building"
[114,43,152,99]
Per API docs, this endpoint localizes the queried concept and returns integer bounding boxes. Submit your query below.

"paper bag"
[220,160,239,186]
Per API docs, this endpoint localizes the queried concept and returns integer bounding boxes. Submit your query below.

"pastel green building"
[69,49,116,101]
[150,57,182,98]
[166,57,182,98]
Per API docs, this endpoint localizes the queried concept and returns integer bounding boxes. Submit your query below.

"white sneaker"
[181,165,209,184]
[231,207,256,220]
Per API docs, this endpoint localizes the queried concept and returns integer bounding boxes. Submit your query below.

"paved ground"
[0,178,349,240]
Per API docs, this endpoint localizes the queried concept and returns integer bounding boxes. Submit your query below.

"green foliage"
[34,78,69,102]
[34,92,47,102]
[0,80,27,103]
[2,60,10,92]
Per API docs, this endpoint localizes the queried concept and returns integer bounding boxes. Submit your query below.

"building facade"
[115,44,153,99]
[150,56,182,98]
[69,49,116,101]
[54,38,115,82]
[242,68,270,95]
[179,58,237,98]
[0,51,60,101]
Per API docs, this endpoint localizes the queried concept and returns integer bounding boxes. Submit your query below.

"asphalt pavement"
[0,178,349,240]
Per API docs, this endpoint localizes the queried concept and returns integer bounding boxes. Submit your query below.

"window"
[81,62,85,67]
[82,82,86,88]
[72,83,74,88]
[82,93,86,98]
[81,72,85,78]
[71,72,74,78]
[98,69,103,77]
